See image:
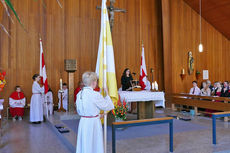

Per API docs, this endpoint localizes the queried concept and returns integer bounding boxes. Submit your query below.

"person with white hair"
[76,71,114,153]
[206,80,214,92]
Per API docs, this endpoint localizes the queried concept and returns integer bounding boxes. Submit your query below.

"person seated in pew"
[201,82,211,96]
[206,82,222,116]
[221,81,229,97]
[211,82,218,95]
[121,68,133,91]
[189,81,201,95]
[214,82,222,97]
[9,86,26,121]
[206,80,214,92]
[45,86,53,115]
[58,83,68,111]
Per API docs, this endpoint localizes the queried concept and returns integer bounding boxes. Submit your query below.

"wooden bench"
[167,93,230,121]
[112,117,174,153]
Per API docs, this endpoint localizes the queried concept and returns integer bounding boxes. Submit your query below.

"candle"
[152,82,155,90]
[181,69,185,75]
[154,81,158,91]
[60,79,62,90]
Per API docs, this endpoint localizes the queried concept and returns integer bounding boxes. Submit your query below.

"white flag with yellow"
[96,0,118,152]
[96,0,118,103]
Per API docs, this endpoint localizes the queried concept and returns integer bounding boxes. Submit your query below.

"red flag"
[39,38,49,94]
[139,43,147,90]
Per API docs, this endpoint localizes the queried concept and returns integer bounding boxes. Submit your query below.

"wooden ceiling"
[184,0,230,40]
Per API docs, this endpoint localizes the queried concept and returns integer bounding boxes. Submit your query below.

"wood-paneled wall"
[162,0,230,93]
[0,0,164,109]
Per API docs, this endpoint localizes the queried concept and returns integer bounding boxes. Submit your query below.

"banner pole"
[104,112,107,153]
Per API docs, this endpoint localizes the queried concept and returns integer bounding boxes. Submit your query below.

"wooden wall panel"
[0,0,164,110]
[163,0,230,94]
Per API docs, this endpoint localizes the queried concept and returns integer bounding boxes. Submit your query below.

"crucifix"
[96,0,127,32]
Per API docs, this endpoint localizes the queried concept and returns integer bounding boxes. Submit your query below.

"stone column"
[68,72,75,112]
[64,59,77,112]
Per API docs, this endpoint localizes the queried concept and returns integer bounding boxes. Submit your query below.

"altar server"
[9,86,26,121]
[76,72,114,153]
[58,83,68,111]
[45,87,53,115]
[30,74,44,123]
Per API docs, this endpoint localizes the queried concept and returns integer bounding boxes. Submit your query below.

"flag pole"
[104,112,107,153]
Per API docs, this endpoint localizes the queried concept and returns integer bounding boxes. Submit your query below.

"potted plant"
[0,71,6,121]
[0,71,6,92]
[196,70,201,80]
[112,96,128,122]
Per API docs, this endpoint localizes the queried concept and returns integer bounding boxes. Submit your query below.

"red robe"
[94,86,100,92]
[9,91,25,117]
[75,86,100,101]
[74,87,82,101]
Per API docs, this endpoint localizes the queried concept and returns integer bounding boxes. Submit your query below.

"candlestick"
[60,79,63,90]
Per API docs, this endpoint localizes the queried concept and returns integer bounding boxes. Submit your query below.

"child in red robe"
[74,81,84,101]
[9,86,26,121]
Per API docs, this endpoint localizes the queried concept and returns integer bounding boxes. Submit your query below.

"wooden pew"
[167,93,230,121]
[112,117,174,153]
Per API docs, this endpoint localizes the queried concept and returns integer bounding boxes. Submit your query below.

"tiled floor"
[2,109,230,153]
[0,117,71,153]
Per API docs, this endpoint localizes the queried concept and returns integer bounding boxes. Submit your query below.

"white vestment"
[44,91,53,115]
[9,98,26,108]
[76,87,114,153]
[145,80,151,91]
[30,81,44,122]
[58,89,68,111]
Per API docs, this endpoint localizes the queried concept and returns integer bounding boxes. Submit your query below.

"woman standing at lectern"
[121,68,133,91]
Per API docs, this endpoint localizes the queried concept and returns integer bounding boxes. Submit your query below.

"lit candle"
[154,81,158,91]
[152,82,155,90]
[60,79,62,90]
[182,69,185,75]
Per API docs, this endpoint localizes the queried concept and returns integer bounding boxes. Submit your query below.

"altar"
[118,91,165,119]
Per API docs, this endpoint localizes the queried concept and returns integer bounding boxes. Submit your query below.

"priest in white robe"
[30,74,44,123]
[76,72,114,153]
[58,83,68,111]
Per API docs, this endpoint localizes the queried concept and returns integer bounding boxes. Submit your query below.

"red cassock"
[94,86,100,92]
[74,87,101,101]
[9,92,26,117]
[74,87,82,101]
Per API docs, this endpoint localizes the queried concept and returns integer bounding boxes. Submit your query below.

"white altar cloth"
[118,91,165,108]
